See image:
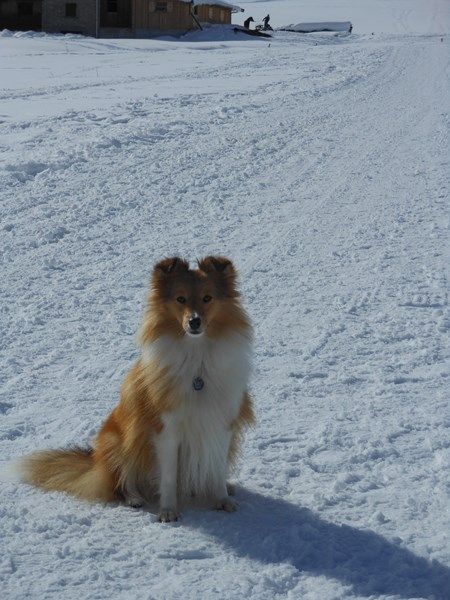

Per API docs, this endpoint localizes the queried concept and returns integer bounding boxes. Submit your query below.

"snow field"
[1,1,450,598]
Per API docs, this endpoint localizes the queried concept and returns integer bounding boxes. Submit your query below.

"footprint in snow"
[44,226,69,244]
[0,402,13,414]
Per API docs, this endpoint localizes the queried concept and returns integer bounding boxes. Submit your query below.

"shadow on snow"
[184,488,450,599]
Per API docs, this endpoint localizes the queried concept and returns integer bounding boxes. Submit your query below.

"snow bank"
[178,24,264,42]
[279,22,352,33]
[0,29,84,39]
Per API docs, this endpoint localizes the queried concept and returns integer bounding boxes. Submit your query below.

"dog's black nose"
[189,317,201,331]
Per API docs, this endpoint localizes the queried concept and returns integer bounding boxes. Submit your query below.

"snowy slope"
[1,1,450,599]
[238,0,450,33]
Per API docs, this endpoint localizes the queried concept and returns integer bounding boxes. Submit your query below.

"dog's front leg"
[155,423,179,522]
[213,430,237,513]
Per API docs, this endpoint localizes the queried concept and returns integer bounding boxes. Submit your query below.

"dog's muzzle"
[187,315,202,336]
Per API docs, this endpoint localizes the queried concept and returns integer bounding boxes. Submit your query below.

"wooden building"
[107,1,243,37]
[43,0,97,35]
[100,0,131,30]
[193,2,234,25]
[0,0,243,37]
[0,0,42,31]
[131,0,193,36]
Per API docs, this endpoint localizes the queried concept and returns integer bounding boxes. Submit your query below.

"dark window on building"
[193,6,198,14]
[18,1,34,16]
[65,2,77,17]
[107,0,117,12]
[155,1,167,12]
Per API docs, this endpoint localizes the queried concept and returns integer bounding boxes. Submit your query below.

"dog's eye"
[176,296,186,304]
[203,295,212,303]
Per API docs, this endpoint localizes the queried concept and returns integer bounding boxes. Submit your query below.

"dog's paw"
[125,494,144,509]
[158,508,179,523]
[215,496,237,512]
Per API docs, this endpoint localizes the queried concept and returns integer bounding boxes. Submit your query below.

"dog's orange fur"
[21,256,254,512]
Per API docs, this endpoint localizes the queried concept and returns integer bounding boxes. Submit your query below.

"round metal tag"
[193,376,204,391]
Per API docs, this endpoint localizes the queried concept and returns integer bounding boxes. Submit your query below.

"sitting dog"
[20,256,254,522]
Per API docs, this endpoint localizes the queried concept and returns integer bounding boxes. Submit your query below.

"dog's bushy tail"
[19,447,114,502]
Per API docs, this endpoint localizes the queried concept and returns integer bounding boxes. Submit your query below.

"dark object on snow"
[244,16,255,29]
[256,23,273,32]
[278,21,353,34]
[234,27,272,38]
[256,15,273,32]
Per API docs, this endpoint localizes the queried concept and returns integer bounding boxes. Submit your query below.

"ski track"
[1,20,449,600]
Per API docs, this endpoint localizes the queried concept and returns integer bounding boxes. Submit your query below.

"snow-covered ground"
[1,1,449,598]
[238,0,450,33]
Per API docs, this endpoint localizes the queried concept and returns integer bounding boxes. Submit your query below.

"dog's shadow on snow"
[184,488,450,600]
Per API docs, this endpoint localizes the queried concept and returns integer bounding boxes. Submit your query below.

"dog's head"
[142,256,249,341]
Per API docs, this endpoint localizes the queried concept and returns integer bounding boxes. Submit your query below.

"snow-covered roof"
[181,0,244,13]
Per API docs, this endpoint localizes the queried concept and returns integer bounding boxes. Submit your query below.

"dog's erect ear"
[198,256,233,274]
[152,257,189,298]
[198,256,238,297]
[154,257,189,276]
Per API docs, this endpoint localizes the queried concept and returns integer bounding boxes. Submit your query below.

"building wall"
[98,25,131,37]
[42,0,97,35]
[195,4,231,25]
[100,0,130,28]
[132,0,192,32]
[0,0,42,30]
[4,0,235,36]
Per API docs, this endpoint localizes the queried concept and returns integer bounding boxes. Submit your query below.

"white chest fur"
[143,333,252,495]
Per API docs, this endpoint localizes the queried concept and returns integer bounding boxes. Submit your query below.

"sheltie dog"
[19,256,254,522]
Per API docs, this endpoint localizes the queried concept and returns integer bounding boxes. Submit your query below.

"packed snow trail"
[1,23,449,600]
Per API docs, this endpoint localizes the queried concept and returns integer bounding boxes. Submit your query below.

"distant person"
[263,14,271,30]
[244,16,254,29]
